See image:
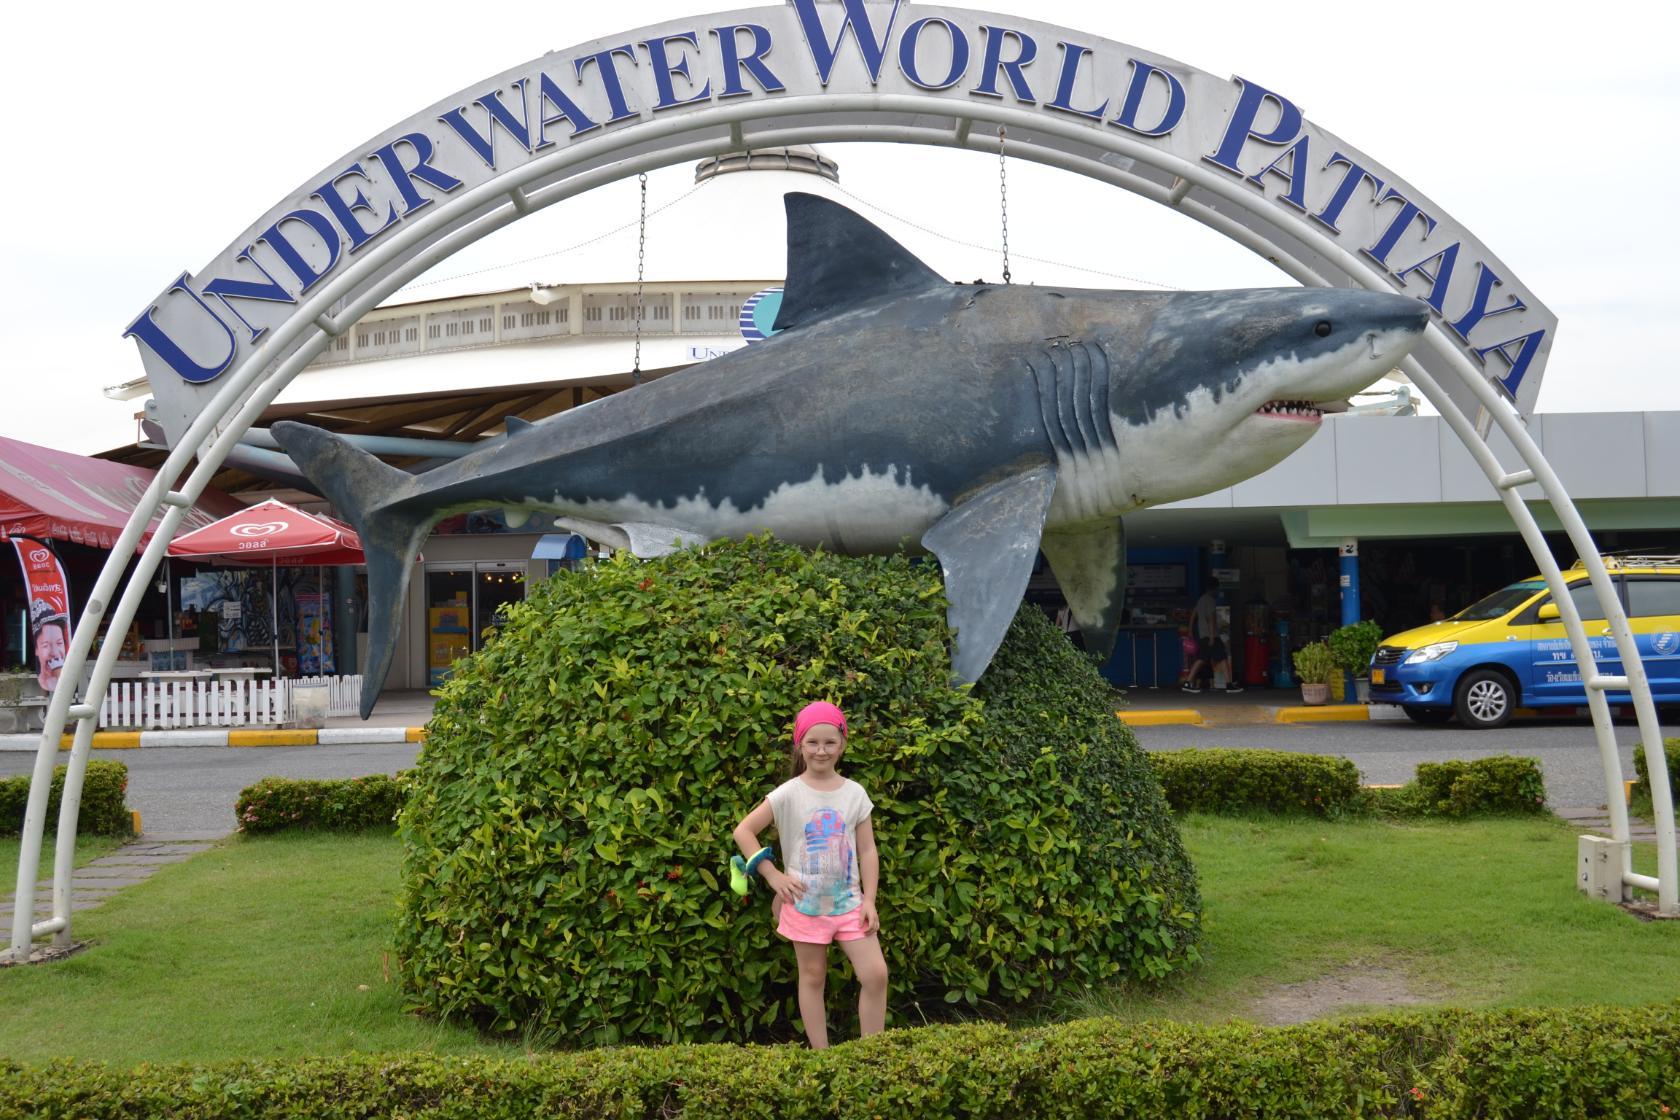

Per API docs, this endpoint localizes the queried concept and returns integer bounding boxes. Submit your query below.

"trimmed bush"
[2,1005,1677,1118]
[1631,737,1680,818]
[1148,748,1364,817]
[1411,755,1547,816]
[396,537,1200,1044]
[235,774,405,834]
[0,760,131,837]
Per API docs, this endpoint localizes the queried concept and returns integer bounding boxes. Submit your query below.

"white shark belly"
[527,465,950,553]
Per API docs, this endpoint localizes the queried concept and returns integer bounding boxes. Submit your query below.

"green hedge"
[1146,750,1550,819]
[397,538,1200,1045]
[235,774,405,834]
[2,1005,1676,1118]
[1147,748,1364,817]
[0,760,131,837]
[1632,738,1680,817]
[1407,756,1548,817]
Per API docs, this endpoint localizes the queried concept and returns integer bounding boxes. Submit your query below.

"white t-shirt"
[766,776,874,917]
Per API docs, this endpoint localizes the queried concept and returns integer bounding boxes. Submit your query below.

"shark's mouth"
[1256,399,1345,422]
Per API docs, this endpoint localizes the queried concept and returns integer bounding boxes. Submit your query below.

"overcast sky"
[2,0,1674,455]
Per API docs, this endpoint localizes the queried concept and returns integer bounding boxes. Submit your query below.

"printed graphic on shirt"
[797,807,856,916]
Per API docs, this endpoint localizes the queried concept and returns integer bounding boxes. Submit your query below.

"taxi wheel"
[1402,705,1453,725]
[1454,669,1516,730]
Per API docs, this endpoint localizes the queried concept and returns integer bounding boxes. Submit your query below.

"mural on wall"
[179,569,331,664]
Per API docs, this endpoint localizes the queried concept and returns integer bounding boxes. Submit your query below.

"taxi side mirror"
[1536,603,1560,622]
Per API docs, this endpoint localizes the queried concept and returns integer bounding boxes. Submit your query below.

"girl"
[733,701,888,1049]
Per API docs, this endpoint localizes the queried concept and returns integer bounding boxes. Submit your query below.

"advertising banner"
[10,537,72,693]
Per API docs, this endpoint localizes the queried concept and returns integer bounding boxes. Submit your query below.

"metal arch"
[12,92,1673,961]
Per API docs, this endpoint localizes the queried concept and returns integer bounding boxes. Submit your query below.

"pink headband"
[793,701,847,745]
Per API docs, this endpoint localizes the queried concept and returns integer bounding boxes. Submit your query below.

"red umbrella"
[167,499,371,675]
[167,499,365,566]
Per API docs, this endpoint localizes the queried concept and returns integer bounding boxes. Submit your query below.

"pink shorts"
[776,903,870,944]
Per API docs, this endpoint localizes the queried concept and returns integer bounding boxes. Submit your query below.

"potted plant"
[1328,620,1385,703]
[1292,641,1338,706]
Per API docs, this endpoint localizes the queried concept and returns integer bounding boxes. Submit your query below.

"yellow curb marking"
[228,729,319,747]
[1276,705,1371,723]
[405,727,428,742]
[58,732,142,750]
[1116,709,1205,727]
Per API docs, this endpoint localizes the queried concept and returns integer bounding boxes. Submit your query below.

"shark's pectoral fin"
[617,522,707,558]
[550,517,705,559]
[1040,518,1127,665]
[921,463,1059,685]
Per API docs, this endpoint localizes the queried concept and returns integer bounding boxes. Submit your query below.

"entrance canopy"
[0,434,239,550]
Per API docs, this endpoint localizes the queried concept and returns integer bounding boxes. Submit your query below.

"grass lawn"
[1,818,1677,1065]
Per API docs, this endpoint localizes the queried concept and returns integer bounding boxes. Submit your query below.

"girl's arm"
[733,798,805,904]
[855,816,880,934]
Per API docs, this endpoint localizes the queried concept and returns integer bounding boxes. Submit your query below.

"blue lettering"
[1204,77,1303,176]
[791,0,902,86]
[1110,61,1184,137]
[122,273,238,385]
[1311,152,1384,233]
[1448,263,1528,341]
[536,73,601,143]
[574,45,641,125]
[438,80,536,169]
[1361,187,1436,270]
[201,251,296,343]
[642,32,712,110]
[712,24,784,97]
[256,209,342,292]
[1475,328,1546,397]
[899,17,969,91]
[369,133,463,217]
[970,26,1036,101]
[312,162,397,251]
[1246,135,1311,211]
[1046,42,1108,120]
[1392,242,1460,313]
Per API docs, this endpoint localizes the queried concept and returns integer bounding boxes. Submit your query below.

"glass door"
[425,568,473,686]
[423,563,529,686]
[475,562,526,640]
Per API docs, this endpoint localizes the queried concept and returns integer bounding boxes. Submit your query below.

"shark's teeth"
[1257,399,1326,420]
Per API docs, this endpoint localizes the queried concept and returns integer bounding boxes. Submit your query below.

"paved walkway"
[1,833,220,938]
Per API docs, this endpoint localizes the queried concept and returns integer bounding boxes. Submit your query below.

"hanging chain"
[996,126,1012,284]
[632,173,648,384]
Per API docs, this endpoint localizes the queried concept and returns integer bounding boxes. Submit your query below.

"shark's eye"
[1314,320,1333,337]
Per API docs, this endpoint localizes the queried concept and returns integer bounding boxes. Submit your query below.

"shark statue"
[273,193,1428,717]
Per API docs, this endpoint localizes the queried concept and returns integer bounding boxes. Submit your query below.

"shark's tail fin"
[270,421,428,720]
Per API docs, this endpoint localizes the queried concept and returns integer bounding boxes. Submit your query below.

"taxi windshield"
[1451,580,1546,622]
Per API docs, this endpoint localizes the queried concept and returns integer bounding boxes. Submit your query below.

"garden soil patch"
[1249,962,1439,1024]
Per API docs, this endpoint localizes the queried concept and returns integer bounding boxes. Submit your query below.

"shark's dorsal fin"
[774,193,946,331]
[505,417,534,435]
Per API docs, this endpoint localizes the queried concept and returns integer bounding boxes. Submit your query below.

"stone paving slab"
[3,836,220,931]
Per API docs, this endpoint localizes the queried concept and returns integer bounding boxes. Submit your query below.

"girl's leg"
[793,941,830,1049]
[838,935,888,1037]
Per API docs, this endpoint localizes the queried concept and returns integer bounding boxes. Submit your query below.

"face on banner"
[11,539,72,693]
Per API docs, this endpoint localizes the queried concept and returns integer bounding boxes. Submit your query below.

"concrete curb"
[1117,709,1204,727]
[0,727,429,751]
[1276,704,1371,723]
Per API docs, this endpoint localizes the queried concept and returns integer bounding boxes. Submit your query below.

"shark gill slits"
[1315,320,1333,337]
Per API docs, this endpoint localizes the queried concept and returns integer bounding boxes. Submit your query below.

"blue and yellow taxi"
[1368,555,1680,729]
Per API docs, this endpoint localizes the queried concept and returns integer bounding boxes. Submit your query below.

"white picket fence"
[97,674,364,729]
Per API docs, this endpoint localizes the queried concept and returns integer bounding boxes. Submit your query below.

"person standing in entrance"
[1185,585,1242,693]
